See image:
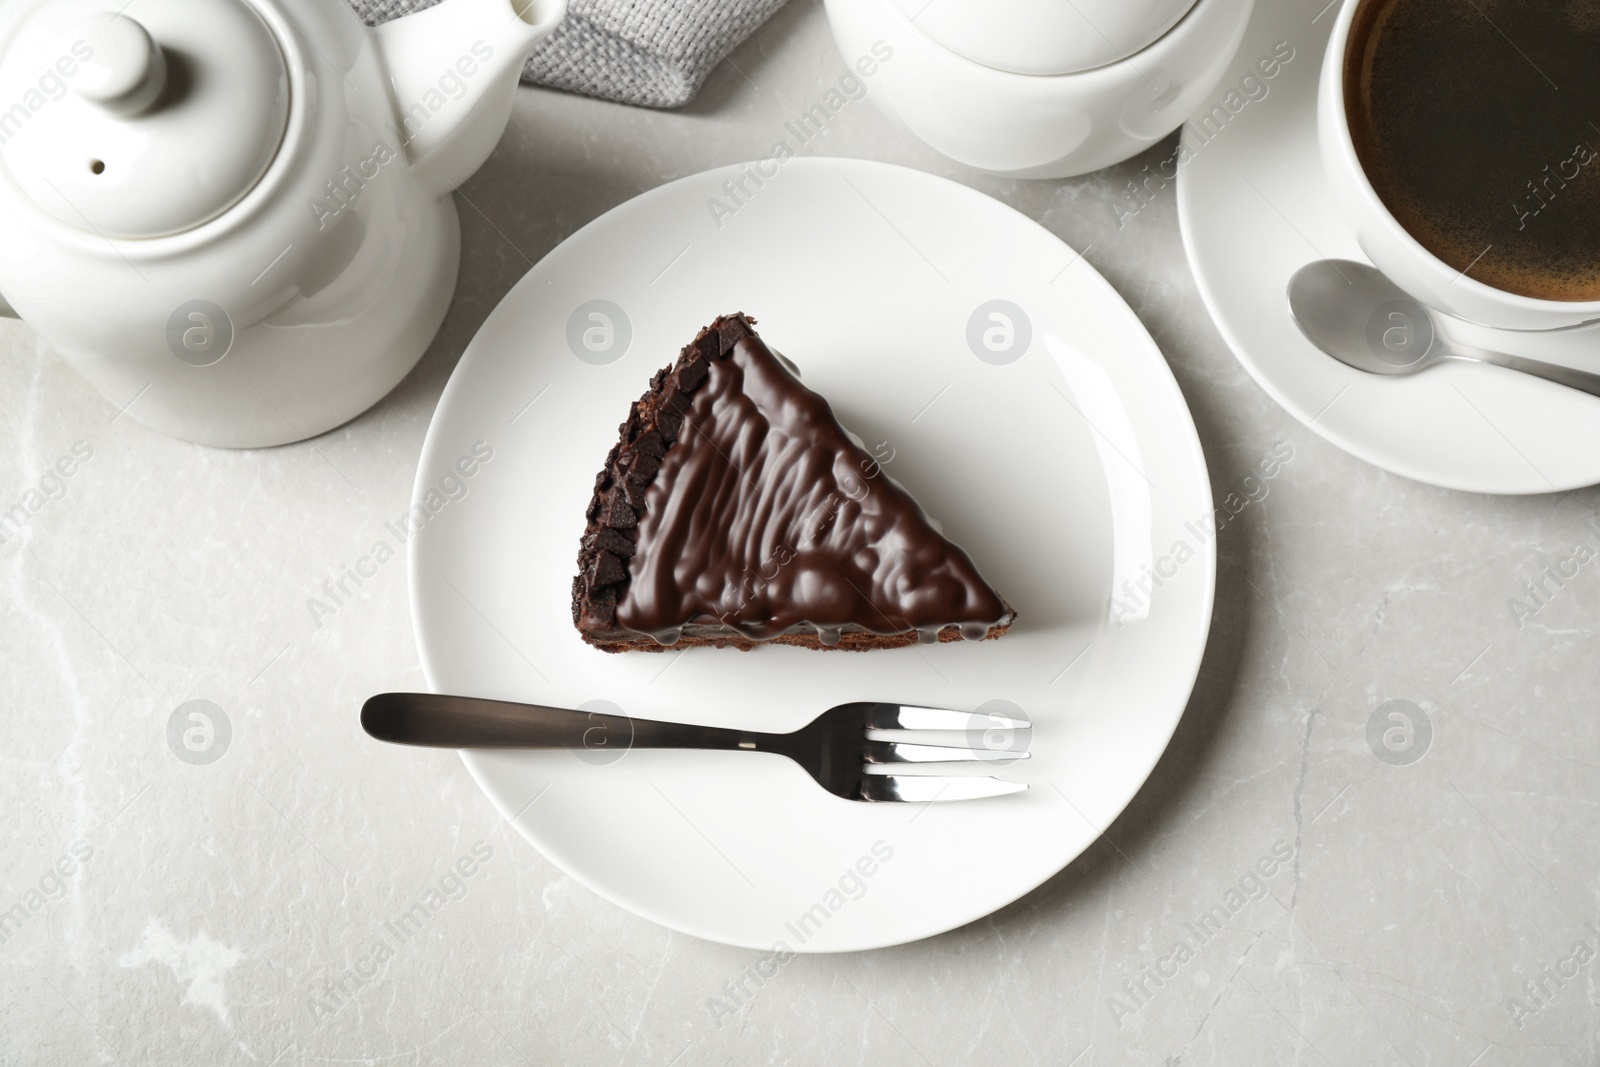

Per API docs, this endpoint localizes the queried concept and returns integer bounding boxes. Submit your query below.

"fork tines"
[861,776,1027,803]
[858,703,1030,803]
[865,703,1032,731]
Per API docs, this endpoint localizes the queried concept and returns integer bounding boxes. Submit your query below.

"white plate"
[1176,0,1600,494]
[409,157,1214,951]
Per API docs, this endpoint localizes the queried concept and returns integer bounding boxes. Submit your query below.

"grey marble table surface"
[5,1,1600,1064]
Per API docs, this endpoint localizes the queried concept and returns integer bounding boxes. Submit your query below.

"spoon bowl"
[1288,260,1600,398]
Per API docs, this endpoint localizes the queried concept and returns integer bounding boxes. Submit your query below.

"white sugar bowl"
[824,0,1255,178]
[0,0,564,447]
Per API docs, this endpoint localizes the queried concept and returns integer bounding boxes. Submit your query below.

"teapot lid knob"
[0,0,290,240]
[72,13,167,115]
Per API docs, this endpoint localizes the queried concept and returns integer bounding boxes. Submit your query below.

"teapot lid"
[0,0,290,239]
[893,0,1200,75]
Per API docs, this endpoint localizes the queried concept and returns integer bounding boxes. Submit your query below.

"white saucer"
[1176,0,1600,494]
[409,157,1214,951]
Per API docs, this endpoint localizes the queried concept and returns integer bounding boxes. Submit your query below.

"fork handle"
[361,692,764,751]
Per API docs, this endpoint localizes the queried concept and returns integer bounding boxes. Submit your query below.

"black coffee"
[1347,0,1600,301]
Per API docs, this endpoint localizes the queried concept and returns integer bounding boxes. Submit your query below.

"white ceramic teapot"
[0,0,565,447]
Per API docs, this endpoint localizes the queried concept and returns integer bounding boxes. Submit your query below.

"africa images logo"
[305,442,494,629]
[703,42,894,229]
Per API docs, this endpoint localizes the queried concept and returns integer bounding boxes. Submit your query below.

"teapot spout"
[373,0,566,195]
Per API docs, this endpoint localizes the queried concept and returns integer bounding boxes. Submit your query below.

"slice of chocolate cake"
[572,313,1015,652]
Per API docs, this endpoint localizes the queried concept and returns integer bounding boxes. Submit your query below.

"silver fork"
[361,693,1030,802]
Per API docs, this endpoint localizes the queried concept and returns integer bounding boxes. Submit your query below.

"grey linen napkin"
[350,0,788,108]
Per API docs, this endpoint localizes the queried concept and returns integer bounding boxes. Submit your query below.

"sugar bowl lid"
[0,0,291,239]
[893,0,1201,75]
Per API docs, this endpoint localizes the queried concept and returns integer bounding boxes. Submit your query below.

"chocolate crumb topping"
[572,314,746,632]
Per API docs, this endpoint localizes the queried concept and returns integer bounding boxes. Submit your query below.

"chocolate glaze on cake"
[572,314,1014,652]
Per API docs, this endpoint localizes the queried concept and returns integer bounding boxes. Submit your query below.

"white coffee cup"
[1317,0,1600,332]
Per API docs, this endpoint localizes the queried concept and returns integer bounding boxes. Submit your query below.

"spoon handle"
[1461,347,1600,398]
